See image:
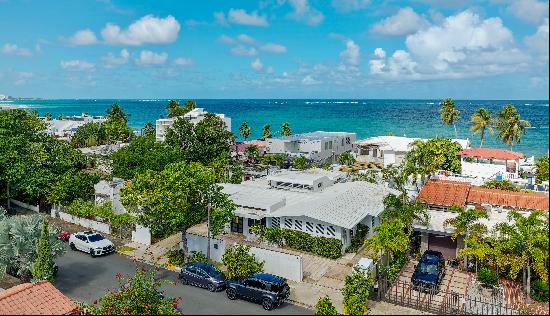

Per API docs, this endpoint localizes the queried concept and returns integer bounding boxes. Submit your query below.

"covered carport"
[428,233,457,259]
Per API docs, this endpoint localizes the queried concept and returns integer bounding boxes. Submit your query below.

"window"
[294,220,303,230]
[329,141,333,150]
[284,218,293,229]
[316,224,325,234]
[186,266,197,274]
[341,139,344,146]
[87,234,104,242]
[371,216,376,229]
[245,279,265,290]
[271,217,280,227]
[327,226,336,236]
[306,222,314,232]
[346,137,350,144]
[77,235,86,241]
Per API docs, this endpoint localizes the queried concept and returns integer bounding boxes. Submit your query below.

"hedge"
[282,229,343,259]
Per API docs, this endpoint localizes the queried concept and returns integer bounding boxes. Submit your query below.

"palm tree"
[293,156,308,170]
[494,210,548,303]
[239,122,251,141]
[262,124,272,139]
[382,194,429,236]
[439,98,460,139]
[281,122,291,136]
[470,108,494,147]
[496,104,531,150]
[44,112,52,121]
[183,100,196,113]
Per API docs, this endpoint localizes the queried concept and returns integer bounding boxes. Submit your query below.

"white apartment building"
[353,136,471,167]
[44,113,106,140]
[459,148,523,180]
[155,108,231,142]
[220,169,399,250]
[266,131,356,164]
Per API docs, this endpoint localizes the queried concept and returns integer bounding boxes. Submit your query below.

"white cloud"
[60,60,95,71]
[14,71,35,86]
[340,40,360,65]
[524,18,549,60]
[218,35,236,45]
[287,0,324,25]
[369,10,531,80]
[260,43,287,53]
[228,9,269,26]
[237,34,256,44]
[101,49,130,68]
[302,75,321,85]
[135,50,168,66]
[331,0,369,12]
[66,29,98,45]
[214,12,228,26]
[1,43,32,57]
[101,15,180,45]
[371,7,430,36]
[251,58,264,71]
[173,57,194,66]
[506,0,548,24]
[230,45,258,56]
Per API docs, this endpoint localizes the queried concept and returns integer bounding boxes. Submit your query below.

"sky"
[0,0,548,99]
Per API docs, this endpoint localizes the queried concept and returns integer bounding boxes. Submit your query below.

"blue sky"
[0,0,548,99]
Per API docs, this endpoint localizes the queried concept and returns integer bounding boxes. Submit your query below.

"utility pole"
[206,200,211,261]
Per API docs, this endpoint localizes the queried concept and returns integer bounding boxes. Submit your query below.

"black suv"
[411,250,446,292]
[225,273,290,310]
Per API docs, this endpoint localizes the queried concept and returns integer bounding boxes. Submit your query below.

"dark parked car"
[225,273,290,311]
[411,250,446,292]
[179,262,226,292]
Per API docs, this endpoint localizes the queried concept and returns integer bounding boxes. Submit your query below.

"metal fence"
[376,273,519,315]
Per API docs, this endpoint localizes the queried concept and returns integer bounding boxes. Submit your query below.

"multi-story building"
[155,108,231,142]
[44,113,106,140]
[265,131,356,164]
[459,148,523,180]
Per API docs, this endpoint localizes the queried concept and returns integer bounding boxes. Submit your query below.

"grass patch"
[116,245,136,254]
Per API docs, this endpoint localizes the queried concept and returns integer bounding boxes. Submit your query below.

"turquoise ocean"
[3,99,549,157]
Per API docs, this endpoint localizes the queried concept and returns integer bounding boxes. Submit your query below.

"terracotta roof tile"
[0,281,77,315]
[417,180,471,207]
[459,148,524,160]
[467,187,549,211]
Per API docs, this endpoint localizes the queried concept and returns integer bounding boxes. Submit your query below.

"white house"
[266,131,357,164]
[155,108,231,142]
[459,148,523,181]
[44,113,106,140]
[353,136,471,167]
[94,178,126,214]
[220,169,399,250]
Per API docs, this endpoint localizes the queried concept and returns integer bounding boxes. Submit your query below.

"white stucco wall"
[461,160,507,178]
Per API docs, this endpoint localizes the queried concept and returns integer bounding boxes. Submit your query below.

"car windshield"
[417,263,438,275]
[87,234,105,242]
[202,264,221,277]
[270,282,288,293]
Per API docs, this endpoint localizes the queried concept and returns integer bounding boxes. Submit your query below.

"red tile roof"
[0,281,77,315]
[417,180,471,207]
[459,148,524,160]
[468,187,549,211]
[417,179,549,211]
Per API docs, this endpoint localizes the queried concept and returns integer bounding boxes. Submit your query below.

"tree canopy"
[404,137,463,181]
[439,98,460,138]
[239,121,251,141]
[261,124,272,139]
[535,156,548,184]
[470,108,494,148]
[496,104,531,149]
[281,122,291,136]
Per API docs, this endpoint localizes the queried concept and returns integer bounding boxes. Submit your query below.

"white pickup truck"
[68,231,115,257]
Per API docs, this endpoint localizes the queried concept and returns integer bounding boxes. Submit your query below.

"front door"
[231,217,244,233]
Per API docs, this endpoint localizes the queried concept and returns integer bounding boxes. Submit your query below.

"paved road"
[55,245,312,315]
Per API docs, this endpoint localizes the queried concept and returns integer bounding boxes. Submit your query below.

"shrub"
[67,199,134,229]
[385,252,407,282]
[531,279,549,302]
[345,224,369,253]
[342,267,374,315]
[315,296,337,315]
[480,180,520,192]
[187,251,208,263]
[282,229,342,259]
[251,225,284,246]
[477,267,499,288]
[167,249,186,267]
[222,245,264,279]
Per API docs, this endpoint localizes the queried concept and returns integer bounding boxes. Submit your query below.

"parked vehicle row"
[179,262,290,311]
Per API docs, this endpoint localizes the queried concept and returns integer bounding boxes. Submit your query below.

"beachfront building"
[414,179,549,259]
[265,131,356,164]
[155,108,231,142]
[220,168,399,250]
[459,148,523,180]
[353,136,470,167]
[94,178,126,214]
[43,113,106,140]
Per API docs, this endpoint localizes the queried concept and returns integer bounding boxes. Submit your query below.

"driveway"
[54,245,312,315]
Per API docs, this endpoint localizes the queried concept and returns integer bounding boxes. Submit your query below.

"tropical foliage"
[261,124,272,139]
[315,296,337,315]
[480,179,520,191]
[531,279,549,302]
[142,122,156,137]
[72,104,133,147]
[48,170,100,205]
[32,219,55,282]
[477,267,499,288]
[382,194,429,235]
[244,145,260,164]
[439,98,460,138]
[342,267,374,316]
[535,156,549,184]
[470,108,494,148]
[261,153,285,167]
[338,152,355,166]
[496,104,531,149]
[404,137,463,182]
[281,122,291,136]
[239,121,251,141]
[293,156,308,170]
[221,244,264,279]
[166,99,196,118]
[364,218,408,261]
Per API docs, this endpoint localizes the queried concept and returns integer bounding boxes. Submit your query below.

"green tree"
[142,122,156,137]
[496,104,531,150]
[382,194,429,236]
[121,161,235,252]
[439,98,460,139]
[165,113,235,167]
[72,122,108,147]
[404,137,463,183]
[281,122,291,136]
[44,112,52,120]
[342,267,374,315]
[183,100,197,113]
[273,154,285,168]
[244,145,260,164]
[261,124,272,139]
[48,170,100,206]
[106,103,128,122]
[104,103,133,143]
[229,161,243,184]
[470,108,494,148]
[535,156,549,184]
[82,268,182,315]
[364,218,409,262]
[166,99,182,118]
[293,156,308,170]
[315,296,337,315]
[338,152,355,166]
[221,244,264,279]
[57,113,66,120]
[239,121,251,141]
[111,135,181,180]
[480,179,520,191]
[32,219,54,282]
[494,210,549,303]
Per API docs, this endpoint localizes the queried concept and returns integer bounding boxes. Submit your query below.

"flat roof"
[355,136,470,151]
[271,131,355,142]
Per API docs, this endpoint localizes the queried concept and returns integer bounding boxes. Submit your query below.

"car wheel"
[70,243,77,251]
[207,283,216,292]
[262,298,274,311]
[89,249,96,258]
[226,288,237,300]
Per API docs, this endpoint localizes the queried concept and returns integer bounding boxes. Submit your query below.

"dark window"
[245,279,266,290]
[186,266,197,274]
[87,234,105,242]
[231,216,244,233]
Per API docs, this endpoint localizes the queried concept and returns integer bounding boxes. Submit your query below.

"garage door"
[428,234,457,259]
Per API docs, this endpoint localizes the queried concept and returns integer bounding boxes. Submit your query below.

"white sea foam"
[426,102,435,105]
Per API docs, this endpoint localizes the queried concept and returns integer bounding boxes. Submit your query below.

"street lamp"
[199,185,214,261]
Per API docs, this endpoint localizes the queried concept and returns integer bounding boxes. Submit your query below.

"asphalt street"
[54,245,312,315]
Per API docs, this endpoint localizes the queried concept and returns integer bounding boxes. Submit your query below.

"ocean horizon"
[4,98,549,157]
